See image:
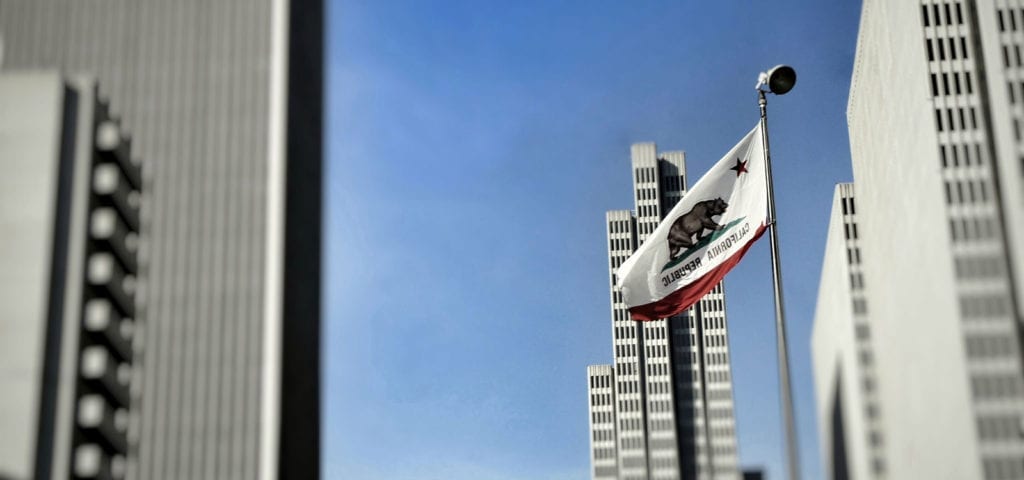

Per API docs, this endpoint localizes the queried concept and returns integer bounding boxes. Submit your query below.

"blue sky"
[325,2,862,478]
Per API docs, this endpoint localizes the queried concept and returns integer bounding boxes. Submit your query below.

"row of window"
[635,167,658,185]
[616,361,638,376]
[926,35,971,62]
[706,333,727,348]
[982,456,1024,480]
[847,247,862,266]
[965,333,1017,359]
[997,8,1024,32]
[637,204,659,219]
[853,297,868,315]
[589,373,612,389]
[636,187,657,201]
[955,254,1005,280]
[592,410,614,425]
[615,343,638,360]
[647,378,672,396]
[614,323,636,340]
[949,215,1000,242]
[972,373,1023,400]
[961,293,1011,319]
[609,237,633,253]
[661,175,684,193]
[706,370,731,384]
[1001,43,1024,68]
[844,222,860,240]
[841,196,857,215]
[609,219,631,234]
[931,70,975,98]
[592,428,616,442]
[590,393,612,407]
[706,351,729,366]
[849,271,866,291]
[940,142,984,168]
[922,2,965,28]
[935,106,980,132]
[649,399,673,413]
[944,178,991,205]
[617,400,644,416]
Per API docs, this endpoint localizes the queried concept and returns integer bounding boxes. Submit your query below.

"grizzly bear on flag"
[667,197,728,258]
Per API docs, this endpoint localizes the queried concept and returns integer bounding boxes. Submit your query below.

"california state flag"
[617,123,769,321]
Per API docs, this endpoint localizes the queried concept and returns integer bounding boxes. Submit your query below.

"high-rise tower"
[814,1,1024,478]
[0,2,322,479]
[587,144,740,480]
[0,72,141,480]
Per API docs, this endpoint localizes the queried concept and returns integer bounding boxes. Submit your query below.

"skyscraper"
[587,144,740,480]
[812,184,884,480]
[0,2,322,479]
[813,1,1024,478]
[0,72,141,480]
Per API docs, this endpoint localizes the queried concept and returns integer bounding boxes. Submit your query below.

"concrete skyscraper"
[0,1,322,479]
[814,1,1024,479]
[0,72,141,480]
[587,144,740,480]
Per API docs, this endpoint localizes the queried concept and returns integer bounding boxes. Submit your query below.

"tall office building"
[812,184,885,480]
[0,72,141,480]
[813,1,1024,479]
[587,144,740,480]
[0,2,322,479]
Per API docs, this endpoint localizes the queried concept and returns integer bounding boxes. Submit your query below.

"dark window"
[934,4,942,25]
[936,109,944,131]
[1004,46,1011,67]
[966,71,974,93]
[931,73,939,96]
[961,37,969,59]
[952,144,960,166]
[923,4,931,26]
[927,39,935,61]
[949,37,958,59]
[938,39,946,60]
[959,107,966,130]
[999,10,1006,32]
[970,107,977,129]
[943,73,951,95]
[1010,82,1017,104]
[955,72,962,94]
[948,108,956,131]
[940,145,948,167]
[956,3,964,24]
[945,3,953,24]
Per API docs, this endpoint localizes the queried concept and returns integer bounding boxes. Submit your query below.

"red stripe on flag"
[628,224,768,321]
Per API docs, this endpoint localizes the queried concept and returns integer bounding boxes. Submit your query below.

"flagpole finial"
[757,65,797,95]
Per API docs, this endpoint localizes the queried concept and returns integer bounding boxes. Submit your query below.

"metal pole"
[758,89,801,480]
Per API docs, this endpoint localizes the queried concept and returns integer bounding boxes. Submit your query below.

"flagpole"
[758,85,801,480]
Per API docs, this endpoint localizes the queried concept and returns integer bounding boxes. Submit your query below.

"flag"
[616,123,769,321]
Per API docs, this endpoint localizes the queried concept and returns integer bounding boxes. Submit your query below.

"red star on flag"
[730,158,748,176]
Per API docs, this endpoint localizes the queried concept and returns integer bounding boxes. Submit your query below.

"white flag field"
[617,123,769,321]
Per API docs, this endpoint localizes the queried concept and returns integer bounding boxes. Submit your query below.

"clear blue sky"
[325,2,862,478]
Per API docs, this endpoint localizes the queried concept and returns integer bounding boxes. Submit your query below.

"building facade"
[587,144,740,480]
[0,1,322,479]
[811,184,885,480]
[814,1,1024,478]
[0,72,141,480]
